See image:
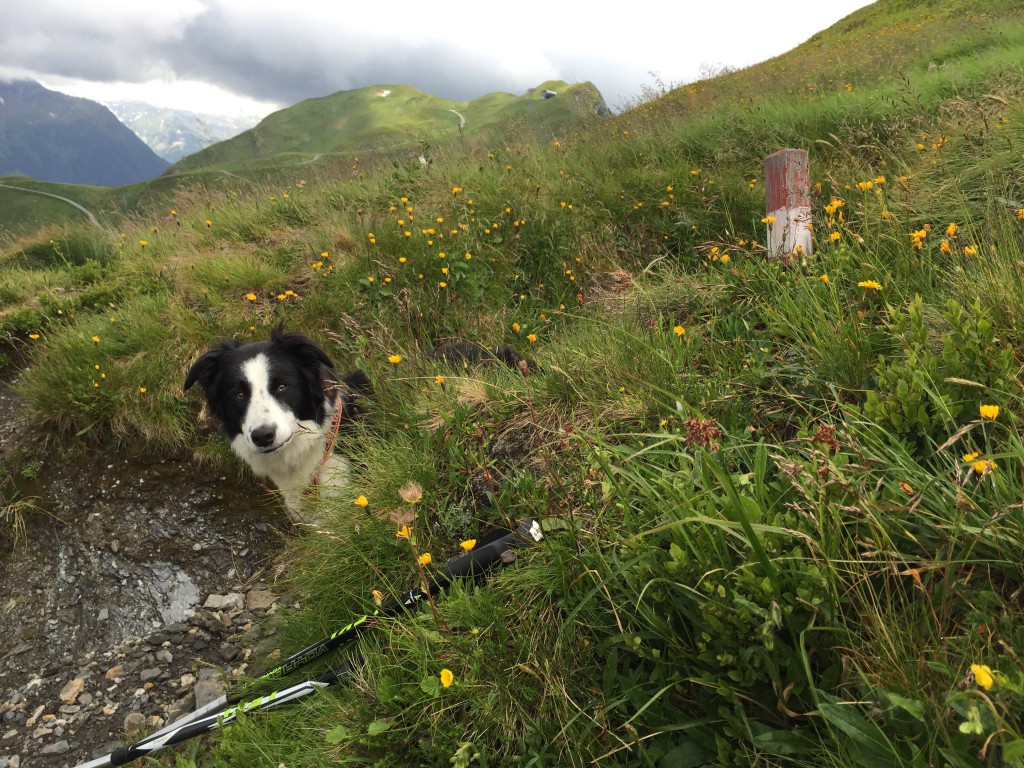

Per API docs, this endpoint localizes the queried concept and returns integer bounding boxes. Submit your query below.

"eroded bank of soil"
[0,380,297,767]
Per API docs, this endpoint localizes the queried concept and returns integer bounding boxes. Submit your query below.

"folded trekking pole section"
[74,519,543,768]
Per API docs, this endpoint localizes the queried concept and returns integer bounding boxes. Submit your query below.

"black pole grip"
[430,518,541,588]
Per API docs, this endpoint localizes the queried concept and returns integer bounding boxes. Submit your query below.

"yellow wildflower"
[460,539,476,551]
[388,355,402,365]
[972,459,997,476]
[979,404,999,420]
[674,325,685,337]
[354,495,369,508]
[440,669,454,688]
[396,525,411,539]
[419,552,432,566]
[971,664,994,691]
[858,280,883,291]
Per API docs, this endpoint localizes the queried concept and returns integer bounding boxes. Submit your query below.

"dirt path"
[0,378,294,767]
[448,110,466,131]
[0,184,101,229]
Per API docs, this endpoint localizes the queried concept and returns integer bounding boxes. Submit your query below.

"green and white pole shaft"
[73,519,543,768]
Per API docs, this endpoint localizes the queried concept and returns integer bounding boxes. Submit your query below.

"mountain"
[0,80,169,186]
[170,80,609,173]
[106,101,263,163]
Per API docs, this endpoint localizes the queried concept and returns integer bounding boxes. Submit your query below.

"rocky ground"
[0,378,298,767]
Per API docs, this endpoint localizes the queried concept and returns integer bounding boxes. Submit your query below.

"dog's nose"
[251,425,277,448]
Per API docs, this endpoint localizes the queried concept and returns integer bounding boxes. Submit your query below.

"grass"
[4,1,1024,765]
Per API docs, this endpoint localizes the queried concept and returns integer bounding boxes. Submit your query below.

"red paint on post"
[764,148,813,260]
[765,149,810,211]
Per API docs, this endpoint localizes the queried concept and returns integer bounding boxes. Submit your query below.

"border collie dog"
[184,327,369,521]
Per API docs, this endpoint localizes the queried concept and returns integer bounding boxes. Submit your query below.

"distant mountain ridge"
[0,80,169,186]
[170,80,610,173]
[106,101,263,162]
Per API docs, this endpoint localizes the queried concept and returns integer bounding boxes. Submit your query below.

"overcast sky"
[0,0,876,118]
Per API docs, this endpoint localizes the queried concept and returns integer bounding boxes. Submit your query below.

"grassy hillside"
[0,80,608,238]
[170,80,607,173]
[4,0,1024,765]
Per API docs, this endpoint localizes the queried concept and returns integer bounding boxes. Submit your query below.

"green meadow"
[4,0,1024,764]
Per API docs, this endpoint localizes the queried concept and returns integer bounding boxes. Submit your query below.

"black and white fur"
[184,327,369,520]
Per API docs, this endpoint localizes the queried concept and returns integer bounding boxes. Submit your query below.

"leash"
[308,393,345,496]
[74,519,544,768]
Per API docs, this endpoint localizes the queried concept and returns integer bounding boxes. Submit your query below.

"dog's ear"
[273,328,335,376]
[184,341,236,393]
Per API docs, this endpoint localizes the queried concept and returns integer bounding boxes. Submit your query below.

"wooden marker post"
[764,149,813,261]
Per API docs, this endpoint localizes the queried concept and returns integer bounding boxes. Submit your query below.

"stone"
[165,695,194,724]
[58,678,86,705]
[246,589,277,611]
[24,705,44,728]
[192,677,226,710]
[139,668,162,683]
[40,740,70,755]
[202,593,244,612]
[104,665,124,681]
[123,711,146,735]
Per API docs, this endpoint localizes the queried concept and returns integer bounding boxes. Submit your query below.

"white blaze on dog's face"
[236,354,304,455]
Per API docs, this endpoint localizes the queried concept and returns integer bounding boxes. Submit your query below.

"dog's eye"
[275,383,288,394]
[235,391,247,401]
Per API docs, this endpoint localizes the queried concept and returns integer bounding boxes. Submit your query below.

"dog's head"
[184,326,365,458]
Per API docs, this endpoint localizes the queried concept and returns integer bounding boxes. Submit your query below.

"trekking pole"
[74,518,543,768]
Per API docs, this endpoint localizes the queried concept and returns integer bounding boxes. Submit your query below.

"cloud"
[0,0,877,115]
